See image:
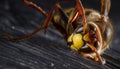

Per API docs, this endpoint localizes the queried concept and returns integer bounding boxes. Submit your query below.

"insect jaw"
[67,33,84,51]
[67,27,94,52]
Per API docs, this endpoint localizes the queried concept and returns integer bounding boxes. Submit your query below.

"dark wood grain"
[0,0,120,69]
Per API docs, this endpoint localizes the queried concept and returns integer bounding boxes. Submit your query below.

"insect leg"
[2,1,65,41]
[100,0,111,26]
[67,0,87,34]
[75,0,87,33]
[2,0,48,41]
[87,44,105,65]
[24,0,47,17]
[101,0,111,17]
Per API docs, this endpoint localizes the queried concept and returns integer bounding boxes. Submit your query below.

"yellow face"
[67,33,90,52]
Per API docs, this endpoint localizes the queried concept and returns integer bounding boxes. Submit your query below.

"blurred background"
[0,0,120,69]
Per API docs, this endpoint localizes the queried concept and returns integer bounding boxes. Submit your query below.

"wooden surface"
[0,0,120,69]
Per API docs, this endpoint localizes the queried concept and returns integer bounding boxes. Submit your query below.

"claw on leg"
[80,44,106,65]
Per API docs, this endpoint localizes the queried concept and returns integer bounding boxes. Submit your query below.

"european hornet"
[2,0,113,64]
